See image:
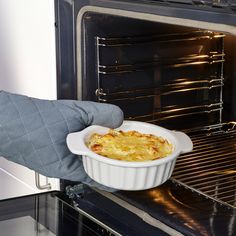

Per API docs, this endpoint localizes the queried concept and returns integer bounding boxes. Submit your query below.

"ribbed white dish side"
[82,156,90,177]
[168,159,177,179]
[82,156,177,190]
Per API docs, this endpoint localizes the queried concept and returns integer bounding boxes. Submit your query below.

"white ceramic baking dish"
[66,121,193,190]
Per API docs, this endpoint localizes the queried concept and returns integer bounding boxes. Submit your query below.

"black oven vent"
[95,30,225,131]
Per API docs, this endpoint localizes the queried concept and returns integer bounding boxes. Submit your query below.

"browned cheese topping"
[87,129,173,162]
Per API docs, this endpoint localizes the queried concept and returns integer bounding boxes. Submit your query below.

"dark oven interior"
[78,12,236,208]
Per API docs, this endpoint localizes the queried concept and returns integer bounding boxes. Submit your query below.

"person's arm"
[0,91,123,188]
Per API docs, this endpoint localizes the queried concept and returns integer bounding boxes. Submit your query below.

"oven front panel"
[56,0,236,235]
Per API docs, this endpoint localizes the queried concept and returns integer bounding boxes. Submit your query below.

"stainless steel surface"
[35,172,51,190]
[172,124,236,208]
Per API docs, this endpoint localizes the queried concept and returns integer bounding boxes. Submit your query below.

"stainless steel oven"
[55,0,236,235]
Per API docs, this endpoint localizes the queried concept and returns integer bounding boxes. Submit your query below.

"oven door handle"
[35,172,51,190]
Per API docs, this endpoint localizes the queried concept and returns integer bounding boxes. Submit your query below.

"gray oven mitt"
[0,91,123,190]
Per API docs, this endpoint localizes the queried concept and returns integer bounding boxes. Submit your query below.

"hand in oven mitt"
[0,91,123,190]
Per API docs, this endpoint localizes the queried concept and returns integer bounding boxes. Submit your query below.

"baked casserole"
[87,129,173,162]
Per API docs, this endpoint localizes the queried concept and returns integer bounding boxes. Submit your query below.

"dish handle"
[66,131,89,156]
[171,131,193,154]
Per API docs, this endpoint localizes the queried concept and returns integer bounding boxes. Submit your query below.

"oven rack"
[172,122,236,208]
[96,75,223,124]
[128,102,223,123]
[97,31,224,47]
[98,53,225,75]
[95,30,224,130]
[96,77,223,102]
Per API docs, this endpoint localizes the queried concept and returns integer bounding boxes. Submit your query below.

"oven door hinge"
[65,184,85,200]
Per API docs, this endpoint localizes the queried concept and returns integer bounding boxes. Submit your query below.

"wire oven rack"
[172,122,236,208]
[95,30,225,130]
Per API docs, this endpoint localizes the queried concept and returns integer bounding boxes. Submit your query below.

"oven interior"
[79,12,236,208]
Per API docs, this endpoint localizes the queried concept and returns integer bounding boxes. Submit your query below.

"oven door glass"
[0,191,120,236]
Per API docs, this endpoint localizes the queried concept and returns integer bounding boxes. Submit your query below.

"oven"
[54,0,236,235]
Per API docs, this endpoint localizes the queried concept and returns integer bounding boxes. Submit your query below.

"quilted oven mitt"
[0,91,123,190]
